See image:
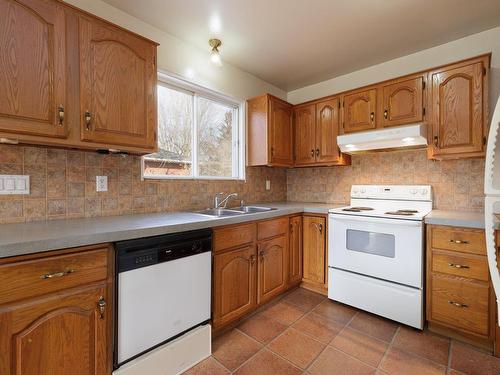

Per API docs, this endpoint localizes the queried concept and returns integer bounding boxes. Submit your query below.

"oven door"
[329,214,423,288]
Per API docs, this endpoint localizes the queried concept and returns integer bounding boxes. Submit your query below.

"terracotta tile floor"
[183,288,500,375]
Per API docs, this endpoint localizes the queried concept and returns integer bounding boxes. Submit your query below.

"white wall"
[64,0,286,101]
[287,26,500,114]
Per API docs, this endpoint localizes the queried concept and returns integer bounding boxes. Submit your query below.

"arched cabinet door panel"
[429,60,485,157]
[0,0,67,138]
[79,16,157,150]
[342,88,377,133]
[381,77,424,127]
[257,235,287,304]
[316,98,341,163]
[294,104,316,166]
[0,284,108,375]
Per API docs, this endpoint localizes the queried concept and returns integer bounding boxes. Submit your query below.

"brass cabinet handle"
[84,111,92,130]
[316,148,320,157]
[319,223,323,233]
[383,109,388,119]
[448,263,470,269]
[433,135,438,147]
[249,255,256,264]
[448,300,468,308]
[58,105,65,126]
[97,296,106,319]
[41,269,75,280]
[259,250,265,259]
[449,239,469,245]
[310,149,314,157]
[370,112,375,122]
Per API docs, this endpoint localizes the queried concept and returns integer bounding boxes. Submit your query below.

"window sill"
[142,175,245,181]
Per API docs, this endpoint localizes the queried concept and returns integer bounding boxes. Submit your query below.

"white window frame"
[142,71,246,181]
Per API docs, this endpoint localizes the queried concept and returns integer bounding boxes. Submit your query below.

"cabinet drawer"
[214,223,255,252]
[257,217,288,240]
[430,226,485,255]
[0,247,109,304]
[432,250,489,281]
[430,274,489,336]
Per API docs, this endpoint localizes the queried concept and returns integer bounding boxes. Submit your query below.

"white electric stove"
[328,185,432,329]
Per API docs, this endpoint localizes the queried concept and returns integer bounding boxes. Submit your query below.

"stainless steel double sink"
[194,206,276,217]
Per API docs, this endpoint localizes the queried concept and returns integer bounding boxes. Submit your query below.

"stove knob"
[361,188,366,194]
[410,189,417,195]
[353,188,359,195]
[420,189,428,195]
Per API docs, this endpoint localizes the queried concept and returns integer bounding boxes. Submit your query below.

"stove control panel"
[351,185,432,201]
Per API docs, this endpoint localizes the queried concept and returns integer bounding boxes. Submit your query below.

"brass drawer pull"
[84,111,92,130]
[449,239,469,244]
[448,263,470,269]
[370,112,375,122]
[448,300,468,308]
[41,269,75,280]
[58,105,65,126]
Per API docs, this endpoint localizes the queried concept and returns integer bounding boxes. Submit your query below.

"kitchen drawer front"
[214,223,256,253]
[430,226,485,255]
[430,274,489,336]
[0,247,109,304]
[432,250,489,281]
[257,217,288,240]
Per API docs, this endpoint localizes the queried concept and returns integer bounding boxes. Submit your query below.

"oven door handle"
[329,214,423,227]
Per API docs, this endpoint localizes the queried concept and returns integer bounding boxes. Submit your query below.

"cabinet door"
[0,0,67,138]
[288,216,303,286]
[342,88,377,133]
[316,98,341,164]
[0,284,109,375]
[79,16,157,150]
[294,104,316,166]
[303,216,326,284]
[213,245,257,329]
[381,77,423,127]
[258,235,287,304]
[429,61,484,157]
[269,98,293,166]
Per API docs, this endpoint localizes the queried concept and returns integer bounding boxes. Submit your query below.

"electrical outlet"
[0,175,29,195]
[96,176,108,192]
[265,180,271,191]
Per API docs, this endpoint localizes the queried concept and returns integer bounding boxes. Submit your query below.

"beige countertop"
[0,202,339,259]
[424,210,485,229]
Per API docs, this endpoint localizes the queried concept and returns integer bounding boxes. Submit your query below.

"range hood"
[337,123,428,153]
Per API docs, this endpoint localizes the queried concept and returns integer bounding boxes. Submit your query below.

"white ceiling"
[102,0,500,91]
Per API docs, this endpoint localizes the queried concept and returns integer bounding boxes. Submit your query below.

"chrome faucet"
[214,192,238,208]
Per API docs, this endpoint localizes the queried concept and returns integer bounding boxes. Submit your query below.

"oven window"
[346,229,395,258]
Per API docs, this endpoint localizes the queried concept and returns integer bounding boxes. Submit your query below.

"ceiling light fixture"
[209,38,222,66]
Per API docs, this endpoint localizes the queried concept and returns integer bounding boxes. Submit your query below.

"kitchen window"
[142,72,245,180]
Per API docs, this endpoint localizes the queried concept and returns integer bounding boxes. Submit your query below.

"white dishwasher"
[114,229,212,368]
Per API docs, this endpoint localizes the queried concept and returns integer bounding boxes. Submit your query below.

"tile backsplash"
[0,144,286,224]
[287,149,485,212]
[0,145,486,224]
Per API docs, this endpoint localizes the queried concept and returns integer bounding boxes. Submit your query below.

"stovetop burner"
[385,210,418,216]
[342,206,374,212]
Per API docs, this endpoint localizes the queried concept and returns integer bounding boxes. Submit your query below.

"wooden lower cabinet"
[212,245,257,330]
[302,215,328,295]
[426,225,494,349]
[288,215,303,286]
[0,245,113,375]
[257,235,287,305]
[213,215,297,331]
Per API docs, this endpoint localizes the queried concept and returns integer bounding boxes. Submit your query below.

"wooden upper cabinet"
[303,215,326,285]
[269,98,293,166]
[342,88,377,133]
[294,104,316,166]
[381,76,424,127]
[288,216,303,286]
[247,94,293,167]
[79,16,157,150]
[316,98,342,164]
[429,57,488,159]
[257,235,287,304]
[213,245,257,329]
[0,0,67,138]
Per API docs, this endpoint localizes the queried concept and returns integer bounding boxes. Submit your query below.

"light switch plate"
[0,175,30,195]
[265,180,271,190]
[96,176,108,192]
